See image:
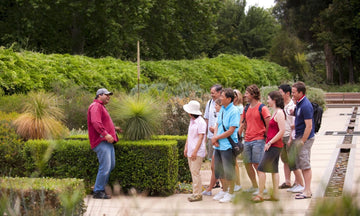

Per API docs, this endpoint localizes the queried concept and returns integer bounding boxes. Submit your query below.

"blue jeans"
[93,141,115,192]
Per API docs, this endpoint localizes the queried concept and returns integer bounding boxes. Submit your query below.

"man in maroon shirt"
[87,88,121,199]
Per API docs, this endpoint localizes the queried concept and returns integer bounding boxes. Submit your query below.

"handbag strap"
[221,112,238,147]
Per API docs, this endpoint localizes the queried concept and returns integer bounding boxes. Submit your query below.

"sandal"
[251,195,264,203]
[295,193,312,199]
[264,196,279,201]
[278,182,291,189]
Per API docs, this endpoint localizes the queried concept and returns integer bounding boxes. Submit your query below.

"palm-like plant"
[109,94,163,140]
[13,91,69,140]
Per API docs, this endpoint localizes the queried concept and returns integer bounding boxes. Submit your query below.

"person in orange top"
[238,84,271,195]
[252,91,285,202]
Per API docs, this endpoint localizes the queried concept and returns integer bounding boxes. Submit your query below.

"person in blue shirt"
[291,81,315,200]
[211,88,240,203]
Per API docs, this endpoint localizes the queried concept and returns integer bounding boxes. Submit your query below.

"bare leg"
[302,168,312,195]
[258,171,266,197]
[272,173,280,199]
[293,169,304,186]
[235,159,241,185]
[206,154,217,192]
[284,163,291,186]
[245,163,258,188]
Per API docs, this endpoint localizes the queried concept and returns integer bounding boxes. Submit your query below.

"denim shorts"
[214,148,236,180]
[243,139,265,164]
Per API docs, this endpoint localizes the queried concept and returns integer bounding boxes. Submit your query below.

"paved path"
[84,107,360,216]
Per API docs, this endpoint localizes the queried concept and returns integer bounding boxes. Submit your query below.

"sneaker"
[252,188,268,196]
[188,195,202,202]
[291,185,305,193]
[93,191,111,199]
[213,190,227,201]
[219,193,235,203]
[287,184,298,192]
[202,190,212,196]
[244,187,258,193]
[234,185,242,192]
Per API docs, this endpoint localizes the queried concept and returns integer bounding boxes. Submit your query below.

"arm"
[211,123,219,147]
[191,134,205,160]
[301,119,313,143]
[264,116,270,137]
[238,113,245,137]
[212,126,236,143]
[184,139,188,157]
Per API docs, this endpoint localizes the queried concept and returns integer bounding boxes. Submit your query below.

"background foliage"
[0,48,291,95]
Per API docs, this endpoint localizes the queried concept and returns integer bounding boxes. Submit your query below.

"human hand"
[264,143,271,151]
[105,134,114,143]
[115,126,123,133]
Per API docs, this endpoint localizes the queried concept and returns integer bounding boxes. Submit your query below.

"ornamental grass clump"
[13,91,69,140]
[110,94,163,140]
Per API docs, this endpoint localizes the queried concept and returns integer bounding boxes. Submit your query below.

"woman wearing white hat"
[183,100,207,202]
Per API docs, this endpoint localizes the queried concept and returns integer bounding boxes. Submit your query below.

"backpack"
[243,103,266,127]
[311,102,323,133]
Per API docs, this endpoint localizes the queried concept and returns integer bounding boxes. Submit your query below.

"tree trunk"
[324,43,334,84]
[349,55,354,84]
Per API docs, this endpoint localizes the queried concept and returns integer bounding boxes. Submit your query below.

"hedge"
[0,177,86,215]
[21,139,178,196]
[66,134,191,183]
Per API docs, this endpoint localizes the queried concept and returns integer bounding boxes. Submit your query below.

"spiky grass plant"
[13,91,69,140]
[109,94,163,140]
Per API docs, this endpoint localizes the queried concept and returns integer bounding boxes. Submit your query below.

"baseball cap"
[96,88,113,96]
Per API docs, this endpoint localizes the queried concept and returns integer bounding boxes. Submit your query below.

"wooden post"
[137,41,140,100]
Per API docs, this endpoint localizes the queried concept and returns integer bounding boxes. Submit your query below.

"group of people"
[183,81,315,203]
[86,81,315,203]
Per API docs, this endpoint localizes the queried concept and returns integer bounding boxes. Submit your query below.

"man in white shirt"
[278,84,304,193]
[204,84,222,160]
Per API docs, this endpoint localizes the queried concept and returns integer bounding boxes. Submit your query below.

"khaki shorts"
[288,138,314,170]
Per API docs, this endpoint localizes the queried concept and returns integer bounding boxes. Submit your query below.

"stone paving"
[84,107,360,216]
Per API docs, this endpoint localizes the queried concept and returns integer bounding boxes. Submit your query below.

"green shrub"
[22,140,97,186]
[21,139,178,196]
[311,194,360,216]
[114,140,178,196]
[108,94,164,140]
[0,177,86,216]
[1,48,290,95]
[153,135,191,183]
[0,112,26,176]
[0,94,29,113]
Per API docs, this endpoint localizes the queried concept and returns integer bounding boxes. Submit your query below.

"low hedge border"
[0,177,86,215]
[22,139,178,196]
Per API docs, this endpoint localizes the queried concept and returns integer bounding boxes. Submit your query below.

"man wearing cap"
[87,88,121,199]
[211,88,240,203]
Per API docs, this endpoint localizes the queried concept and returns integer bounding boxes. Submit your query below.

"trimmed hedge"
[153,135,191,183]
[0,177,86,215]
[21,139,178,196]
[66,134,191,183]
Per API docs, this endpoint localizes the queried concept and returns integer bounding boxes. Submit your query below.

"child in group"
[202,98,222,196]
[183,100,207,202]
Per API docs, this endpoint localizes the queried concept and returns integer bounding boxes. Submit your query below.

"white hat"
[183,100,202,115]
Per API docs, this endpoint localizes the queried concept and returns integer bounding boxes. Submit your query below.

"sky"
[246,0,275,9]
